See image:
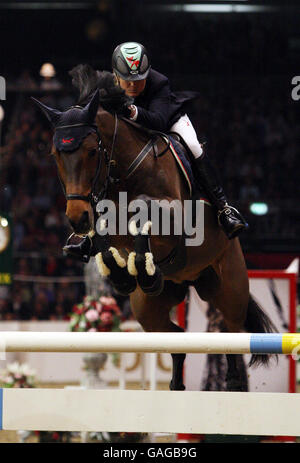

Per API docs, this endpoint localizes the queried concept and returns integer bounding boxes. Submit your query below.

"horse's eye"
[88,149,97,158]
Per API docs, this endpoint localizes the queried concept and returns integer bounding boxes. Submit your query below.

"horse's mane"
[69,64,132,113]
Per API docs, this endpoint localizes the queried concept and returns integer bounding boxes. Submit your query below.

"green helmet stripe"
[120,43,142,72]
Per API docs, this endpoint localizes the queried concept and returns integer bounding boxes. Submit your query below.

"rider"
[112,42,247,239]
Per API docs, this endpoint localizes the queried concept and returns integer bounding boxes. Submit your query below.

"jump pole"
[0,331,300,354]
[1,331,300,436]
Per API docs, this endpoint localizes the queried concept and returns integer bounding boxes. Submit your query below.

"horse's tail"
[245,294,278,367]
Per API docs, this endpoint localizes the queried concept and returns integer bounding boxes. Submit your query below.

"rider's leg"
[170,114,248,239]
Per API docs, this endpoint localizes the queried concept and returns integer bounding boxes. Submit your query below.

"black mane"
[69,64,132,114]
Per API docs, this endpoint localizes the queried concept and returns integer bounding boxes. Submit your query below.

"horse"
[32,64,276,391]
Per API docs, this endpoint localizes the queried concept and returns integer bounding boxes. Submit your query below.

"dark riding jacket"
[133,69,199,132]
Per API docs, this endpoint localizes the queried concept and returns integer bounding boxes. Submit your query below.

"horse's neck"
[96,109,149,173]
[96,109,189,203]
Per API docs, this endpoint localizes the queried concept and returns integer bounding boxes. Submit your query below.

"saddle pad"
[169,136,210,207]
[169,136,195,196]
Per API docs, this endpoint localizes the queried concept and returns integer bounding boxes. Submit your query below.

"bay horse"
[33,65,276,391]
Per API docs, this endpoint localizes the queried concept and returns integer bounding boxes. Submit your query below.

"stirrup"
[217,205,247,227]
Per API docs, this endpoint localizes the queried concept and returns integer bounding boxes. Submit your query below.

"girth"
[156,235,187,276]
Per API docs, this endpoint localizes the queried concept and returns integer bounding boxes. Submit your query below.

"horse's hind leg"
[210,238,250,391]
[130,280,188,391]
[225,354,248,391]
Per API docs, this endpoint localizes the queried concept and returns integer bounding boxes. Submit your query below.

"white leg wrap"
[95,252,111,277]
[142,220,152,235]
[145,252,156,276]
[127,252,138,276]
[109,247,126,268]
[129,220,138,236]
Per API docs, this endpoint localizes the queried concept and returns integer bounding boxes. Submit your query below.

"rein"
[56,113,170,210]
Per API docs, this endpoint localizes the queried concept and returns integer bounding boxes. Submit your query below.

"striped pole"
[0,332,299,354]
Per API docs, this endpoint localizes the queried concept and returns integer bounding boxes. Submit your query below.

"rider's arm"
[134,83,173,132]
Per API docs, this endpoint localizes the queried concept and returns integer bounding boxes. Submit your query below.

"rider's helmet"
[112,42,151,81]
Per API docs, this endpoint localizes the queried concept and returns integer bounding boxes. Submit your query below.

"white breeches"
[170,114,203,159]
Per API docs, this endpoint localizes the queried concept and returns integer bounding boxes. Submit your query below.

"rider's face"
[118,77,146,98]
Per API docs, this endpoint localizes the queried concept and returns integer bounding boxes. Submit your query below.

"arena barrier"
[1,389,300,435]
[1,331,300,436]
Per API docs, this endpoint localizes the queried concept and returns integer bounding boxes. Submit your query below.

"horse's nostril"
[68,219,77,230]
[68,211,90,233]
[79,211,90,228]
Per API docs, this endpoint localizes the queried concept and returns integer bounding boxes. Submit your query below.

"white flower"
[7,362,22,375]
[79,320,87,329]
[4,375,14,384]
[20,364,36,377]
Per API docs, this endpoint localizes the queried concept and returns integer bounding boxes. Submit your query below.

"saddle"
[121,116,207,199]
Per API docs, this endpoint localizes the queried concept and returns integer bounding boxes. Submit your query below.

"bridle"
[55,112,119,211]
[58,110,176,263]
[55,111,169,212]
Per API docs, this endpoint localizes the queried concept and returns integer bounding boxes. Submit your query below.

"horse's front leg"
[93,220,137,296]
[127,195,166,296]
[127,219,164,296]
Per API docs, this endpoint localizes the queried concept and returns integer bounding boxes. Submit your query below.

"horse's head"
[32,91,101,235]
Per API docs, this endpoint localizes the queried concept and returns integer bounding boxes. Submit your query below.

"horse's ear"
[84,89,100,123]
[31,97,62,126]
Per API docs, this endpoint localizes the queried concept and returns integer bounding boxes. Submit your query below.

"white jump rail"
[0,331,299,354]
[1,389,300,435]
[1,331,300,436]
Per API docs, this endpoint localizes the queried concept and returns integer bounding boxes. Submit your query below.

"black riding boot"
[193,155,248,239]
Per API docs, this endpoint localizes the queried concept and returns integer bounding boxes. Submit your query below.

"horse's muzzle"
[68,210,91,235]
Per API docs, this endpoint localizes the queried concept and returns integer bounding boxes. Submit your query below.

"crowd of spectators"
[0,13,299,321]
[0,91,86,321]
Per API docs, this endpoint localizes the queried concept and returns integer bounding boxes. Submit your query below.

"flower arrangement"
[0,362,71,443]
[89,431,146,443]
[69,295,122,333]
[0,362,36,388]
[34,430,71,443]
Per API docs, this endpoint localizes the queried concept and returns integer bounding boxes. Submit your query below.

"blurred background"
[0,0,299,321]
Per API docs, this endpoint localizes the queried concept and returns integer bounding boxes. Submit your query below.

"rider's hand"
[129,105,137,119]
[121,104,132,118]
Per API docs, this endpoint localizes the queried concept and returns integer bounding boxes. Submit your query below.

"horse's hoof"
[169,381,186,391]
[139,275,164,297]
[113,277,137,296]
